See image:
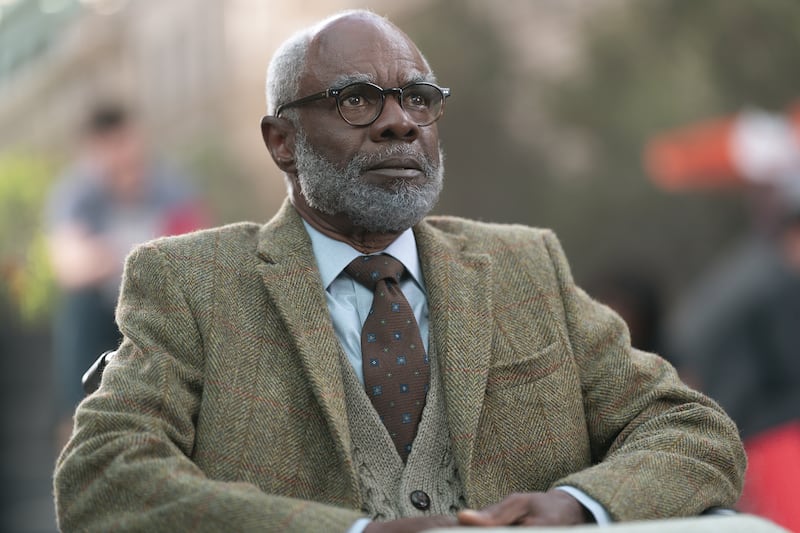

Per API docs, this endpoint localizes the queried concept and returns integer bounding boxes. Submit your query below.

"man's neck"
[291,195,405,255]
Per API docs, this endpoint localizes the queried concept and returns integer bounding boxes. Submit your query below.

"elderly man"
[54,10,745,533]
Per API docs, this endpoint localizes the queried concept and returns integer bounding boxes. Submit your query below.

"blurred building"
[0,0,255,217]
[0,0,613,221]
[0,0,431,219]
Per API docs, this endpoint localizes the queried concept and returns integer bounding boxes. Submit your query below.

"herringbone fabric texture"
[346,255,429,461]
[53,200,746,532]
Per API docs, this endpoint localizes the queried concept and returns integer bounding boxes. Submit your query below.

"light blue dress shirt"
[301,221,610,529]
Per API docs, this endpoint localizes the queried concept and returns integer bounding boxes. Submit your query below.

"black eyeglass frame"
[275,81,451,126]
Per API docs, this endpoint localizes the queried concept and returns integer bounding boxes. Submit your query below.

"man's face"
[290,16,445,232]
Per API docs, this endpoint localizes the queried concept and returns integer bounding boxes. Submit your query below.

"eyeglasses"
[275,81,451,127]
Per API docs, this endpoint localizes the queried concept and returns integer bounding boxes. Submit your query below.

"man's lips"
[367,157,423,171]
[364,157,424,180]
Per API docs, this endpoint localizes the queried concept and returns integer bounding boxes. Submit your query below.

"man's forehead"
[304,14,430,86]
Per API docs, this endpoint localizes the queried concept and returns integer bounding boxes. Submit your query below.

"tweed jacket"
[54,200,745,532]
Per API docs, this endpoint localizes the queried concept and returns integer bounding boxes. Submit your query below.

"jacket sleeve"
[540,231,746,520]
[53,242,364,532]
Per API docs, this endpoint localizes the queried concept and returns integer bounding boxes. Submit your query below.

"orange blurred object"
[645,117,745,190]
[645,101,800,191]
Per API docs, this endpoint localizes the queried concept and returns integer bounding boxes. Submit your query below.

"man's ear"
[261,115,297,173]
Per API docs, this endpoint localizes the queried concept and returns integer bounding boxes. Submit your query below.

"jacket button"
[410,490,430,510]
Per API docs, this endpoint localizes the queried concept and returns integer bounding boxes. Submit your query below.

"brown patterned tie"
[345,254,430,461]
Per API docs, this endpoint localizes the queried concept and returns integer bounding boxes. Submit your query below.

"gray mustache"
[350,145,436,175]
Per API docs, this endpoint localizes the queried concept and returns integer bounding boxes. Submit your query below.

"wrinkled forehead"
[302,15,433,89]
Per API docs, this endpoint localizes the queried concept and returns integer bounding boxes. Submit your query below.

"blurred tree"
[538,0,800,291]
[0,153,57,323]
[399,0,548,225]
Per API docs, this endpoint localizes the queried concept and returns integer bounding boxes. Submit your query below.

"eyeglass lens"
[336,83,444,126]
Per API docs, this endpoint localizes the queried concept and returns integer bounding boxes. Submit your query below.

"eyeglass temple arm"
[274,89,332,117]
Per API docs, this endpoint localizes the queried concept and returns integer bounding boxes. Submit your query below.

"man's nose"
[369,94,420,142]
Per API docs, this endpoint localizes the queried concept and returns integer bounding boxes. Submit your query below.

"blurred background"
[2,0,800,531]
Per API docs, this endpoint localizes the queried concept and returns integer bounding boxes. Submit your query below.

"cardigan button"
[410,490,430,510]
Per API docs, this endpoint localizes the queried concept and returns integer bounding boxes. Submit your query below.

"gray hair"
[265,27,313,117]
[265,9,434,119]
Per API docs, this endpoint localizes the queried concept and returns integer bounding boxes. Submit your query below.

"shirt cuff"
[556,486,612,525]
[346,517,371,533]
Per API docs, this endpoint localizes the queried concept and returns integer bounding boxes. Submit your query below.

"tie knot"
[345,255,405,291]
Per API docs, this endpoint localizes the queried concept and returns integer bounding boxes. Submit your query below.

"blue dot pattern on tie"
[345,254,430,462]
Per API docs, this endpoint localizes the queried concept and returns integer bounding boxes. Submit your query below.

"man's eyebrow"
[405,71,437,85]
[331,73,376,88]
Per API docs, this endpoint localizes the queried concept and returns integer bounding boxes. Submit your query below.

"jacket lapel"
[254,201,359,504]
[414,220,493,502]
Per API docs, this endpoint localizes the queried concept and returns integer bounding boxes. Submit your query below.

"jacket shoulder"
[135,222,263,261]
[421,215,558,254]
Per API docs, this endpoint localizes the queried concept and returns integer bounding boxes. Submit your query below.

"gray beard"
[293,131,444,233]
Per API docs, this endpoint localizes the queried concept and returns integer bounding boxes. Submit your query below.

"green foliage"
[0,152,57,323]
[554,0,800,137]
[539,0,800,285]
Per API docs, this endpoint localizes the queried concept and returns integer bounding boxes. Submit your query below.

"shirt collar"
[302,220,425,292]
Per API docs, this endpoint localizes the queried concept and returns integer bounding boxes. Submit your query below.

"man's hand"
[48,225,120,289]
[456,489,592,527]
[364,516,458,532]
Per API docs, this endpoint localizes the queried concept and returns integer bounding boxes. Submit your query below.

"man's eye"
[341,92,373,108]
[405,93,429,109]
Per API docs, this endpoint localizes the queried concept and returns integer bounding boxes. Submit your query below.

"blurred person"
[648,104,800,529]
[45,105,207,444]
[668,182,800,531]
[53,11,745,533]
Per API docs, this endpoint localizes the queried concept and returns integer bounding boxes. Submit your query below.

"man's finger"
[456,493,531,526]
[456,509,494,526]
